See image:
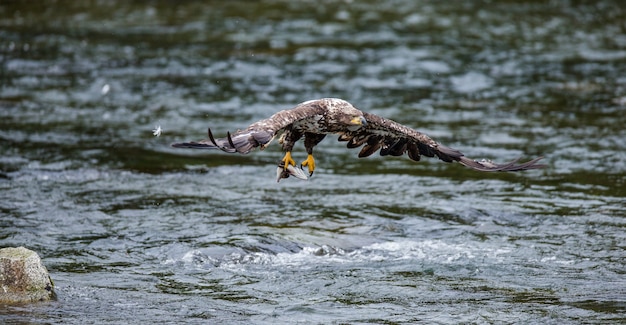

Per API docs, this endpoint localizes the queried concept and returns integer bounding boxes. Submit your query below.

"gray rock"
[0,247,55,304]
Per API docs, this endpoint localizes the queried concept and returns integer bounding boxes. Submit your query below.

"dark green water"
[1,1,625,323]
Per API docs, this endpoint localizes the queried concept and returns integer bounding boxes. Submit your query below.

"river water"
[1,1,625,324]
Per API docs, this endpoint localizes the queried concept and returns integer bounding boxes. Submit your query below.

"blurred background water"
[1,0,625,323]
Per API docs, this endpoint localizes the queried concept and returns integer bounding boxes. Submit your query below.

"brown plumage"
[172,98,546,180]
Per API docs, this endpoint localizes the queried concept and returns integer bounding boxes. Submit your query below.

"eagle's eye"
[346,116,366,131]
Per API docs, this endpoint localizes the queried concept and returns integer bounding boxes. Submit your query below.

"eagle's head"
[326,98,367,131]
[346,114,367,131]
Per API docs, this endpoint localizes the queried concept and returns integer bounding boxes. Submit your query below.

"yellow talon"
[301,154,316,176]
[282,151,296,169]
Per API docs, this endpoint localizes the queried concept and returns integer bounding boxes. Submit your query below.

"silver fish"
[276,162,308,182]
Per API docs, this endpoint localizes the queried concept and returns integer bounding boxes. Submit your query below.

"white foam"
[198,239,516,272]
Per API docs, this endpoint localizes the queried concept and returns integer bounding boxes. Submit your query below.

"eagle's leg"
[278,128,302,171]
[301,154,315,176]
[302,133,326,176]
[277,131,309,182]
[281,151,297,169]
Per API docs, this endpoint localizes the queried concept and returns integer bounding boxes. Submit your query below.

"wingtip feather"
[171,142,217,149]
[459,156,547,172]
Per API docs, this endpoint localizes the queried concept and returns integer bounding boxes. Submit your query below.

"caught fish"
[276,161,308,182]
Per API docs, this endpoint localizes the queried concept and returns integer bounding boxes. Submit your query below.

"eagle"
[172,98,546,182]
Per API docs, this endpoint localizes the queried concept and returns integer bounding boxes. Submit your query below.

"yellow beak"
[350,116,367,126]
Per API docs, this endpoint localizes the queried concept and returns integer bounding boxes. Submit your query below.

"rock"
[0,247,55,304]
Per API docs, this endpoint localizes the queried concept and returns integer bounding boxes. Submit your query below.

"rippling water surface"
[1,1,625,323]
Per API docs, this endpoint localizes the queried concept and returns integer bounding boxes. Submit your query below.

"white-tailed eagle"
[172,98,546,182]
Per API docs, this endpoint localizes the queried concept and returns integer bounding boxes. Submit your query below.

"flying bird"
[172,98,546,182]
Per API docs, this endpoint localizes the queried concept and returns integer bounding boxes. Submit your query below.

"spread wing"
[338,112,546,172]
[171,127,274,154]
[171,100,326,154]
